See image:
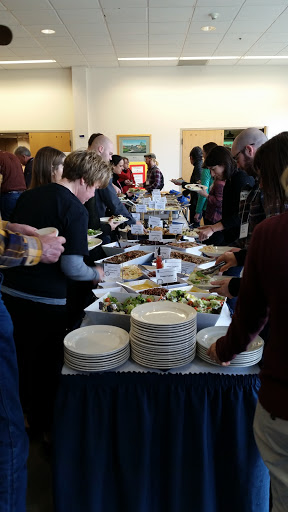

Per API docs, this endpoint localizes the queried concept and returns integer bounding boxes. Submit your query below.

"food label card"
[148,216,163,228]
[164,258,182,273]
[155,201,166,210]
[152,190,161,198]
[136,204,147,213]
[148,201,156,209]
[104,263,121,279]
[131,213,140,220]
[156,268,177,284]
[149,231,163,242]
[131,224,144,235]
[169,224,183,235]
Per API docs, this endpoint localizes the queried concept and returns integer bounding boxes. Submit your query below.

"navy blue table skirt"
[53,372,269,512]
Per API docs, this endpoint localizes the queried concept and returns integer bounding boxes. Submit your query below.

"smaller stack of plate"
[64,325,130,372]
[130,301,197,369]
[196,326,264,367]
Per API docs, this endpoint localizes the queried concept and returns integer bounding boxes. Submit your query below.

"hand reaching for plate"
[207,342,230,366]
[209,277,233,298]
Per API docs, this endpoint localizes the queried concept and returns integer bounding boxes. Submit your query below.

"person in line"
[0,218,65,512]
[171,146,203,224]
[2,150,108,435]
[207,166,288,512]
[0,151,26,220]
[118,156,135,194]
[29,145,65,188]
[14,146,34,188]
[194,142,217,225]
[197,145,254,245]
[143,153,164,192]
[85,134,138,239]
[111,154,125,192]
[211,131,288,299]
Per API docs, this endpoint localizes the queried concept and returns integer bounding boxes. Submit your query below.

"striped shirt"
[0,217,42,268]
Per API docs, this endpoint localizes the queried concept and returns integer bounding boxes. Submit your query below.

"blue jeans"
[0,192,22,222]
[0,283,28,512]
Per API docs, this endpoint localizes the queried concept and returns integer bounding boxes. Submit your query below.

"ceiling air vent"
[178,60,208,66]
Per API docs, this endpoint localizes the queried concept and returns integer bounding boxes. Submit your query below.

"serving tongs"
[199,261,226,276]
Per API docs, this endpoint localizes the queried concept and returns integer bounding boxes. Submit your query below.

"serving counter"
[53,318,270,512]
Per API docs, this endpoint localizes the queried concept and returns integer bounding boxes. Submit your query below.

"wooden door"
[29,132,71,156]
[182,129,224,183]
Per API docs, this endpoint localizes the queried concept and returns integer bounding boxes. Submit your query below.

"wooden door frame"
[180,125,268,169]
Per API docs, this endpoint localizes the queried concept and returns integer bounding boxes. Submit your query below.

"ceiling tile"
[9,47,49,57]
[149,0,196,6]
[47,46,82,55]
[103,8,148,23]
[0,11,20,24]
[115,45,148,54]
[110,33,148,43]
[65,24,109,37]
[100,0,147,6]
[196,0,243,4]
[207,58,239,65]
[238,58,270,65]
[249,42,287,52]
[78,47,116,55]
[1,0,51,8]
[73,35,113,46]
[55,55,88,63]
[258,32,288,43]
[107,23,147,34]
[149,34,186,45]
[149,22,189,34]
[243,0,287,5]
[229,19,273,32]
[35,36,76,47]
[236,4,287,19]
[148,47,181,56]
[87,62,118,67]
[149,7,194,22]
[148,60,178,65]
[185,32,223,43]
[119,60,148,66]
[84,55,118,62]
[57,9,104,24]
[221,32,262,43]
[0,47,17,57]
[50,0,100,7]
[9,37,42,48]
[11,9,62,25]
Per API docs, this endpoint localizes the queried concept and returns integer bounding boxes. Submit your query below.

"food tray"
[96,251,154,267]
[102,241,140,257]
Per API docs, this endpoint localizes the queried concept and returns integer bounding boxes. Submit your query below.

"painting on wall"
[117,134,151,162]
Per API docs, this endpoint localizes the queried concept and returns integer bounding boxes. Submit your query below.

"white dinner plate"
[185,184,208,192]
[188,275,223,290]
[131,301,197,325]
[196,326,264,351]
[100,216,128,224]
[201,246,234,258]
[64,325,129,355]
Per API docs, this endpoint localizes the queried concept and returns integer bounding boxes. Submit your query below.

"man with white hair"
[14,146,34,188]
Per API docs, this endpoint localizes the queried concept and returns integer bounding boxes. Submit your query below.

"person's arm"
[146,168,162,192]
[61,255,103,282]
[195,169,211,214]
[221,172,255,231]
[98,181,136,225]
[209,225,268,363]
[0,220,65,267]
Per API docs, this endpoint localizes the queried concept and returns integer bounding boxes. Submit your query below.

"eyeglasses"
[233,143,255,162]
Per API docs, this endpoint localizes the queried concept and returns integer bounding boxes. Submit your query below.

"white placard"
[164,258,182,273]
[169,224,183,235]
[154,246,171,259]
[155,201,166,210]
[143,198,151,205]
[132,212,140,220]
[104,263,121,279]
[152,190,161,198]
[131,224,144,235]
[149,231,163,242]
[156,268,177,284]
[148,201,156,209]
[148,216,163,228]
[136,204,147,213]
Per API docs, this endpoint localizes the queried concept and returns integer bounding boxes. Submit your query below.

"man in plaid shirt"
[143,153,164,192]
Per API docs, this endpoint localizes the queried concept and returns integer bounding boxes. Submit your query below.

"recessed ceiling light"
[118,57,178,61]
[201,26,216,32]
[41,29,55,34]
[0,60,56,64]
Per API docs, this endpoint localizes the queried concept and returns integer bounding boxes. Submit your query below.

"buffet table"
[53,332,269,512]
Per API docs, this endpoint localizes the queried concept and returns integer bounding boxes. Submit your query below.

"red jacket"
[118,169,135,194]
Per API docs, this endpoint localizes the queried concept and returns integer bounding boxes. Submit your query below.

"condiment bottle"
[156,247,163,269]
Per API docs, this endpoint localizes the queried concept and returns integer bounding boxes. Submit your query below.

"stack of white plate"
[64,325,130,372]
[196,326,264,367]
[130,301,197,369]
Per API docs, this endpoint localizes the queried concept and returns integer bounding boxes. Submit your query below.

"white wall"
[86,65,288,185]
[0,68,73,131]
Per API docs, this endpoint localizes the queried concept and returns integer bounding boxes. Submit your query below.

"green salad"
[88,229,101,236]
[188,270,211,286]
[165,290,224,314]
[99,294,158,314]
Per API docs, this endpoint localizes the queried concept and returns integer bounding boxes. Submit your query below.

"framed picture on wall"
[117,134,151,162]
